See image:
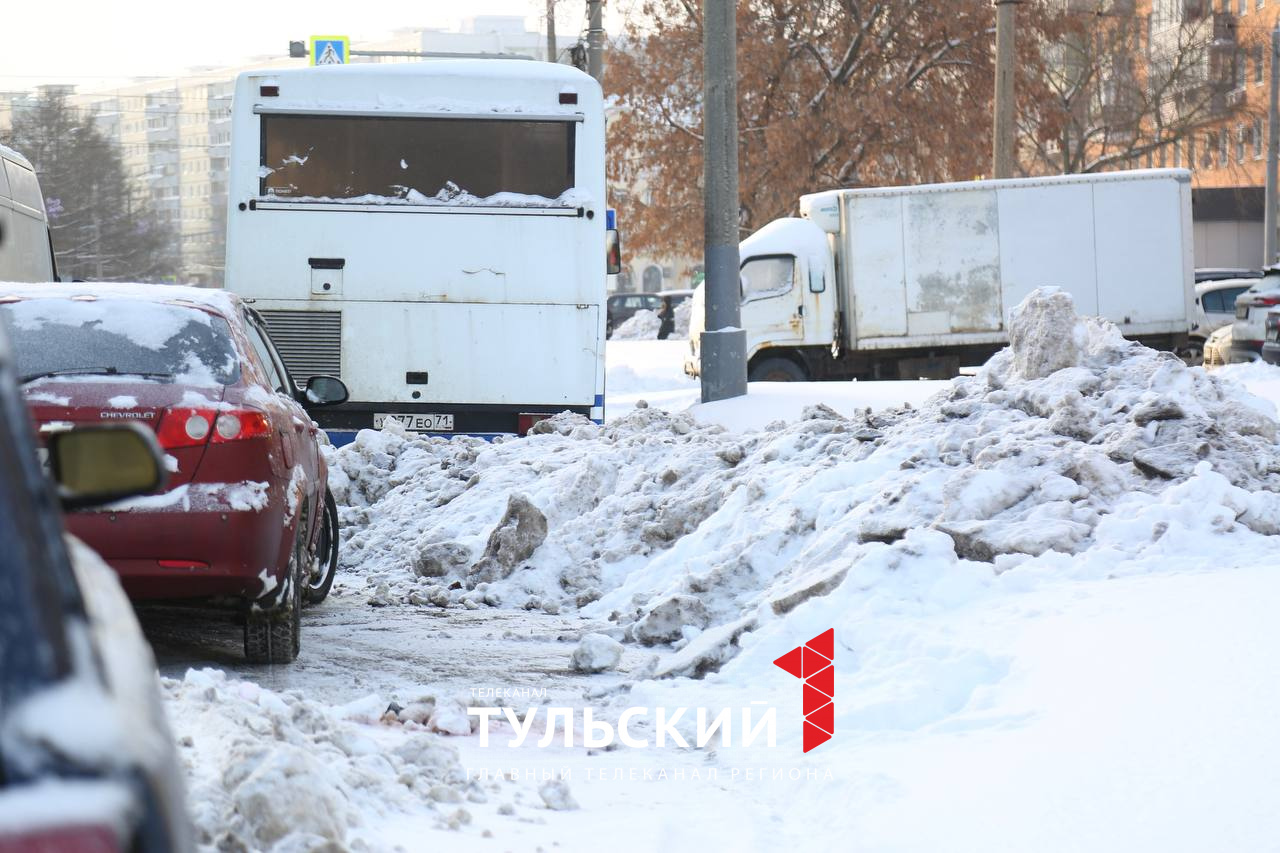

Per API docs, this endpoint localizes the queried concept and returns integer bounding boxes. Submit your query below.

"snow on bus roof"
[244,58,597,87]
[0,282,241,316]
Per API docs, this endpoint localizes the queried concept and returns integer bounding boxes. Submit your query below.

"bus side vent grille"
[257,310,342,384]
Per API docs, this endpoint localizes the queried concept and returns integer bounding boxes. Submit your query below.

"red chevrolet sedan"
[0,284,347,663]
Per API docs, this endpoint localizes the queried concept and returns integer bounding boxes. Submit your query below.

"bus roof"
[238,59,597,88]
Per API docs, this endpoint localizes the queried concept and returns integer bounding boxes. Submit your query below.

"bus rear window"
[260,115,575,202]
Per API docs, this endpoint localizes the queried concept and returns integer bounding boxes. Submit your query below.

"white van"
[0,145,56,282]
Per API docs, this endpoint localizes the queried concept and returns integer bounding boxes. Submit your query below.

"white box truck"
[686,169,1194,381]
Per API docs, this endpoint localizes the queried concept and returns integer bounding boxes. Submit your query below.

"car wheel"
[748,357,807,382]
[244,529,303,664]
[1176,340,1204,367]
[303,490,339,606]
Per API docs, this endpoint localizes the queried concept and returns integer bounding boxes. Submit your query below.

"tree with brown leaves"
[607,0,1001,260]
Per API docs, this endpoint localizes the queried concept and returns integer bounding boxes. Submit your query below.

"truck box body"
[688,169,1195,381]
[804,168,1193,350]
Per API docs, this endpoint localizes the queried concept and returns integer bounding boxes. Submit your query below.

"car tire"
[244,530,302,664]
[303,490,339,606]
[748,357,807,382]
[1176,340,1204,367]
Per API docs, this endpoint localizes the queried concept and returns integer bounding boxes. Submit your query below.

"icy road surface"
[144,597,647,707]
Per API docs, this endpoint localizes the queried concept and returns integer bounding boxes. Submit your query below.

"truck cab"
[686,217,836,380]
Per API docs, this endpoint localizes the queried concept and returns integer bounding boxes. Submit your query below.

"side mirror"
[606,228,622,276]
[303,375,348,407]
[48,423,166,510]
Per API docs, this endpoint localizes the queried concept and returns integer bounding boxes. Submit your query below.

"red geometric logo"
[773,628,834,753]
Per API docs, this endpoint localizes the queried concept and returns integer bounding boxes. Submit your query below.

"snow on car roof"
[0,282,241,317]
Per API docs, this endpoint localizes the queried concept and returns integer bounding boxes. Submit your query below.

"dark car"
[606,292,663,338]
[0,317,193,851]
[1262,310,1280,366]
[0,283,347,663]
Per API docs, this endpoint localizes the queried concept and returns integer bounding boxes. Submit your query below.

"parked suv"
[1231,270,1280,361]
[0,283,347,663]
[0,316,192,851]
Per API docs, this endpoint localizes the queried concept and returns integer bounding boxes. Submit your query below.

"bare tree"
[608,0,1002,259]
[5,90,178,282]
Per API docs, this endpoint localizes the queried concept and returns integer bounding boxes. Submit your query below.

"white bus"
[224,60,611,444]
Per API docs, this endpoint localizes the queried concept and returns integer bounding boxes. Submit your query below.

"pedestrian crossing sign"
[309,36,349,66]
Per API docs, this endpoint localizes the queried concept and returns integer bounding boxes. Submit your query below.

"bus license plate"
[374,413,455,432]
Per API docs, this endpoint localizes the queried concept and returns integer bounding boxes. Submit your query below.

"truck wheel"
[749,357,807,382]
[303,490,339,606]
[244,531,303,664]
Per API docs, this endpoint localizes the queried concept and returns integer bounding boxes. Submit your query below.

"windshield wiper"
[20,367,175,385]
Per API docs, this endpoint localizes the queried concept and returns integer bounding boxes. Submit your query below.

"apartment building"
[1145,0,1275,264]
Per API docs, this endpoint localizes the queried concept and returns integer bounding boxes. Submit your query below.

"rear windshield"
[0,299,240,386]
[260,114,576,202]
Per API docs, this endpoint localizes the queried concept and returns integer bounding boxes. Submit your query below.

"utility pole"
[1267,22,1280,267]
[546,0,557,63]
[587,0,605,82]
[701,0,747,402]
[993,0,1020,179]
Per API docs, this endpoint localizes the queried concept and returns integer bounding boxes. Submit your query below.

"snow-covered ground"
[148,292,1280,852]
[604,338,943,428]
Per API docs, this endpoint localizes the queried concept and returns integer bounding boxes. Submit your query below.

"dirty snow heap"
[327,288,1280,677]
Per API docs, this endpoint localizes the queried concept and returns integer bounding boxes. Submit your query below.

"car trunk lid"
[25,380,227,487]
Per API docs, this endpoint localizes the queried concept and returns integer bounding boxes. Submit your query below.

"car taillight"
[157,408,213,449]
[213,410,270,442]
[0,825,120,853]
[1249,294,1280,307]
[157,407,269,449]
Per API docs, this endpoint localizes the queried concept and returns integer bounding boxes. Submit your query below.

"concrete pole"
[546,0,557,63]
[701,0,747,402]
[1266,23,1280,267]
[993,0,1020,179]
[587,0,605,82]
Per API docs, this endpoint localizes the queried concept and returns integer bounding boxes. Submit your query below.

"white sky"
[0,0,634,92]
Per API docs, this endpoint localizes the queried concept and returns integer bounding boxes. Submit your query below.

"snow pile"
[328,289,1280,679]
[612,309,661,340]
[164,668,476,850]
[571,633,624,672]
